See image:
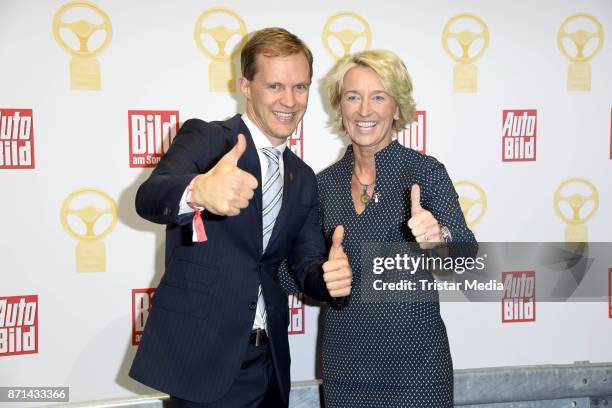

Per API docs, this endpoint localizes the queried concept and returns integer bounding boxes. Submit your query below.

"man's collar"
[241,113,287,154]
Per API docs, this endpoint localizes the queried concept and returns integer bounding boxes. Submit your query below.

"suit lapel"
[224,115,263,254]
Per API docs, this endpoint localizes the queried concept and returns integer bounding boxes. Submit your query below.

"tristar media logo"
[132,288,155,346]
[288,293,304,335]
[502,109,536,162]
[0,295,38,357]
[502,271,535,323]
[0,109,35,169]
[129,111,179,168]
[396,110,426,154]
[288,121,304,160]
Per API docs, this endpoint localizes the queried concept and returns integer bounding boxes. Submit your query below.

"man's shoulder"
[285,148,316,179]
[180,114,241,136]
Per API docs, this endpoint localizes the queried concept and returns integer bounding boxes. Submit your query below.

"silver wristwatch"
[440,225,452,243]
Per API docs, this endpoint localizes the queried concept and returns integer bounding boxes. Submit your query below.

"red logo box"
[396,111,426,154]
[0,109,35,169]
[502,109,537,162]
[132,288,155,345]
[0,295,38,356]
[502,271,536,323]
[128,110,179,168]
[288,120,304,160]
[288,293,304,335]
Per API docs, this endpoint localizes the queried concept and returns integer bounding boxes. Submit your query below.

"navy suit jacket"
[129,114,333,403]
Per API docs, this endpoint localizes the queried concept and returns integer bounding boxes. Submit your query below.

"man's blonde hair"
[241,27,313,81]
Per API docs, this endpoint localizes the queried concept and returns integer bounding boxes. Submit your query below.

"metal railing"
[45,362,612,408]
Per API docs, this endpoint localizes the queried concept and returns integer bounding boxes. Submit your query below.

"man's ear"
[239,77,251,99]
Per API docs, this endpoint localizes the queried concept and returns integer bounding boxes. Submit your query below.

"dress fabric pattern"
[317,141,475,408]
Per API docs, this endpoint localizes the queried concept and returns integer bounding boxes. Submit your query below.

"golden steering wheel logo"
[453,180,487,232]
[557,13,604,91]
[554,178,599,242]
[60,188,118,272]
[194,7,248,92]
[52,0,112,90]
[322,11,372,60]
[442,13,489,93]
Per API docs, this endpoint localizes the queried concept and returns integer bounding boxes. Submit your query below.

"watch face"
[441,226,452,243]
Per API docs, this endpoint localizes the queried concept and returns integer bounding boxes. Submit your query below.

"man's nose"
[280,89,296,108]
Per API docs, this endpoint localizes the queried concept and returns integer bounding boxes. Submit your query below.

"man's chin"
[271,133,292,143]
[272,126,298,140]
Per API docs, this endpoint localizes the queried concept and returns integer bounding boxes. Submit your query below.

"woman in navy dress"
[317,50,476,407]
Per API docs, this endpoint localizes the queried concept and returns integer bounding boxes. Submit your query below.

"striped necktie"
[261,147,283,251]
[255,147,282,330]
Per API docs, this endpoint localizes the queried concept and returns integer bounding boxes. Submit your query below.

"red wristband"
[186,177,207,242]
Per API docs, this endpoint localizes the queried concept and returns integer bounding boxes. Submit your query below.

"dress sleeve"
[421,160,476,244]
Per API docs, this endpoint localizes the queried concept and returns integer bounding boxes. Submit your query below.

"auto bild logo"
[132,288,155,346]
[502,109,536,162]
[502,271,535,323]
[288,293,304,335]
[396,111,426,154]
[0,109,35,169]
[128,110,179,168]
[0,295,38,356]
[288,120,304,160]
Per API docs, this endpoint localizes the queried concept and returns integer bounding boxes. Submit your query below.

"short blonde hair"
[326,49,415,132]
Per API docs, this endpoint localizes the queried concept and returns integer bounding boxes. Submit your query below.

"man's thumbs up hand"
[191,133,259,216]
[407,184,442,249]
[322,225,352,298]
[218,132,248,165]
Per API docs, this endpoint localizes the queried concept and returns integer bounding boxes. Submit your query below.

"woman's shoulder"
[317,161,342,179]
[316,167,341,199]
[400,145,438,165]
[394,142,442,173]
[317,153,349,184]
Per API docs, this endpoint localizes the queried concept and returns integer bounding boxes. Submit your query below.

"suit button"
[249,301,257,310]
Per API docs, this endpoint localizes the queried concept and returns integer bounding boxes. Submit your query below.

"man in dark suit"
[129,28,352,408]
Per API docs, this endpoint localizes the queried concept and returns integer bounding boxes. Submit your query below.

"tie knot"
[261,147,281,164]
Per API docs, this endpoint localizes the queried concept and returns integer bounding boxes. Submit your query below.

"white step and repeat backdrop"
[1,0,611,405]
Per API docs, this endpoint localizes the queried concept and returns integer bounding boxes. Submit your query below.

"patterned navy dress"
[317,141,475,408]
